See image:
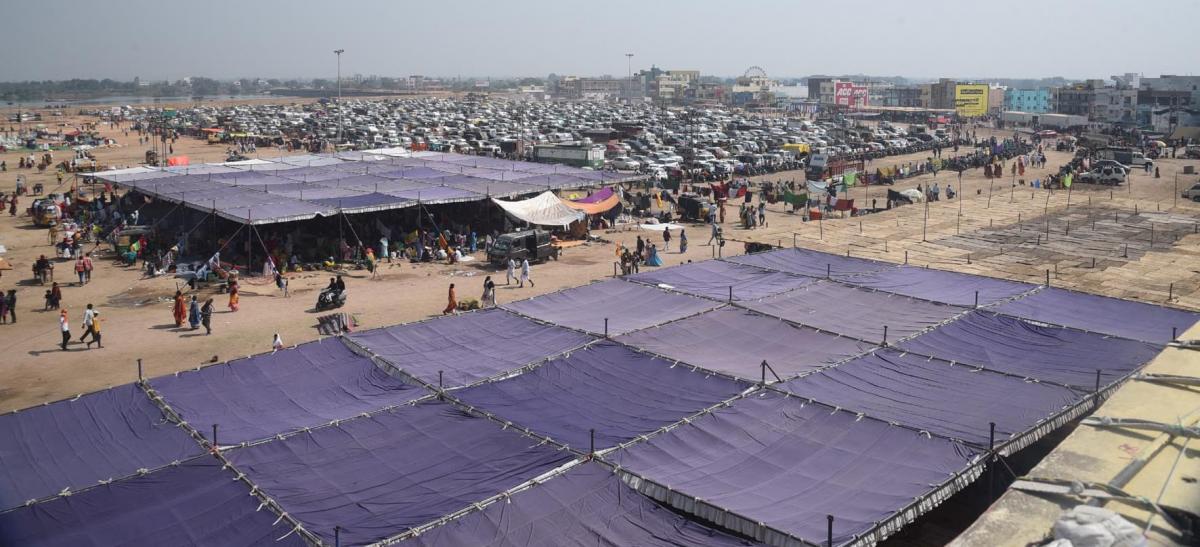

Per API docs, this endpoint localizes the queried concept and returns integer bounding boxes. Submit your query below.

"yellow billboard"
[955,84,989,117]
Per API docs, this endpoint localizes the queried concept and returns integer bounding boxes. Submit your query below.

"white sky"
[2,0,1196,81]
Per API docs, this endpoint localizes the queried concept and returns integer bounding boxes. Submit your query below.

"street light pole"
[334,48,345,147]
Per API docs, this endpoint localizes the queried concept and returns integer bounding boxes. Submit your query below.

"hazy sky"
[3,0,1196,82]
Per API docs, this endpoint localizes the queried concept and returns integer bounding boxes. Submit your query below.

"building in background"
[988,86,1006,114]
[1137,75,1200,132]
[881,85,925,107]
[807,77,833,101]
[1054,80,1102,116]
[928,79,959,109]
[1005,88,1052,113]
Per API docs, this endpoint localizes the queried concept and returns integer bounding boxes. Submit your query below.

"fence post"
[987,422,996,502]
[137,358,143,382]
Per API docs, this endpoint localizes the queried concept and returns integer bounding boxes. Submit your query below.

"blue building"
[1005,88,1052,113]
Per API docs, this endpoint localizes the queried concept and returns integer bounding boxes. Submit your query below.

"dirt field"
[2,102,1199,412]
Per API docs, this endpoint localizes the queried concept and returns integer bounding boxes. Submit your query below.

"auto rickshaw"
[113,226,152,265]
[30,199,61,227]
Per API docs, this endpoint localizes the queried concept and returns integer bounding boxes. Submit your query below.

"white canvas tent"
[492,191,584,228]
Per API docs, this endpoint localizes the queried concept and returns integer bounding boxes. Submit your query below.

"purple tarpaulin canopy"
[728,248,896,279]
[740,280,964,343]
[454,342,749,450]
[310,192,413,212]
[0,384,200,511]
[227,402,573,546]
[503,279,719,336]
[406,462,756,546]
[991,287,1200,343]
[348,309,593,386]
[628,260,813,301]
[616,307,873,380]
[150,340,426,445]
[611,391,979,546]
[781,350,1084,448]
[572,186,615,204]
[0,458,307,547]
[843,266,1034,307]
[898,311,1163,388]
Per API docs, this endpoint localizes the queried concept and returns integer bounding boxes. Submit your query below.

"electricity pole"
[334,48,345,146]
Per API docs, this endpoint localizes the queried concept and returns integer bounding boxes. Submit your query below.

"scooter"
[316,287,347,310]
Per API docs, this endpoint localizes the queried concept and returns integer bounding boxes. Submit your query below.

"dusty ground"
[1,103,1199,412]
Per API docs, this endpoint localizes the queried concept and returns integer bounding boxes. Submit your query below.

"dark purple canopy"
[0,458,308,547]
[227,402,573,546]
[616,307,873,380]
[503,279,718,336]
[781,350,1084,448]
[741,280,964,343]
[348,309,593,386]
[150,340,426,445]
[844,266,1034,307]
[898,311,1163,388]
[611,391,978,546]
[0,384,201,511]
[628,260,812,301]
[992,287,1200,343]
[573,187,615,203]
[728,248,896,279]
[454,342,749,450]
[406,462,756,546]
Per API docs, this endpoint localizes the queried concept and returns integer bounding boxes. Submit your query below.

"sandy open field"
[2,102,1199,412]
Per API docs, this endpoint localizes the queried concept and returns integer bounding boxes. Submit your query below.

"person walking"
[81,253,93,284]
[272,333,284,351]
[0,291,7,325]
[172,290,186,327]
[200,298,213,335]
[520,258,534,288]
[707,222,718,245]
[506,258,516,285]
[74,255,87,286]
[188,296,200,329]
[228,280,240,312]
[679,229,688,254]
[662,228,671,252]
[58,309,71,350]
[85,311,102,349]
[79,304,95,344]
[482,276,496,308]
[6,290,16,323]
[442,283,458,315]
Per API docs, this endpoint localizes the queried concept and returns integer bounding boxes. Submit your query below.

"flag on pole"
[843,172,857,187]
[1063,173,1072,188]
[783,189,808,206]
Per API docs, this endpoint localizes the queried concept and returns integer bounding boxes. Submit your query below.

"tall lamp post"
[334,48,345,146]
[624,53,634,100]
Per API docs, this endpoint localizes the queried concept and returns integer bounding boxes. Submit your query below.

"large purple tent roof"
[405,462,756,547]
[348,309,593,387]
[503,279,718,336]
[844,266,1034,307]
[740,280,964,343]
[454,342,749,450]
[616,307,873,380]
[0,384,200,510]
[898,311,1163,388]
[149,340,425,445]
[991,287,1200,343]
[227,402,573,546]
[611,391,979,546]
[728,248,896,279]
[781,350,1084,448]
[0,458,307,547]
[628,260,813,301]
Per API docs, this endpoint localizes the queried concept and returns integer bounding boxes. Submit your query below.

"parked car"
[1078,167,1126,185]
[1182,182,1200,202]
[487,229,560,266]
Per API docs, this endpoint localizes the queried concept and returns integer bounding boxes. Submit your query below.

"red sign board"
[834,82,869,108]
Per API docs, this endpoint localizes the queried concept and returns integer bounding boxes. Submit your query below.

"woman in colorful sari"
[172,290,186,327]
[188,295,201,329]
[442,283,457,315]
[228,280,240,312]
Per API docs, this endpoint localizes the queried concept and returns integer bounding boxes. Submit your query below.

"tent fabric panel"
[561,192,620,214]
[741,280,964,343]
[628,260,813,301]
[386,185,482,203]
[0,384,201,511]
[615,307,873,380]
[348,308,594,386]
[611,391,978,545]
[406,462,754,547]
[897,311,1163,388]
[729,248,897,279]
[149,340,425,445]
[843,266,1035,307]
[781,350,1084,447]
[310,192,414,212]
[492,191,585,227]
[991,287,1200,343]
[454,342,749,450]
[0,458,307,547]
[503,279,719,336]
[227,401,573,546]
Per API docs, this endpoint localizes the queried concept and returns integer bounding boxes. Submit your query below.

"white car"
[612,157,641,170]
